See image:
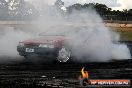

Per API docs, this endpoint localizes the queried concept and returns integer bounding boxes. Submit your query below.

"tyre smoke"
[65,10,131,62]
[0,0,131,62]
[28,0,131,62]
[0,27,33,57]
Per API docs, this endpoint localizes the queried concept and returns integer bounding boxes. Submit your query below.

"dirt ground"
[113,27,132,32]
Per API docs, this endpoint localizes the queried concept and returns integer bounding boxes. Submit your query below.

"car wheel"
[57,46,71,62]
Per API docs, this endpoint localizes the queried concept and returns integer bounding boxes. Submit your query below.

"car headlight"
[39,44,54,48]
[19,42,24,47]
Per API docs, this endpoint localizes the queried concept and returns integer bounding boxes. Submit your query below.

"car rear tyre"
[57,46,71,62]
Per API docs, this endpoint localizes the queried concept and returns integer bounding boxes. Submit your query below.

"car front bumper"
[17,46,59,58]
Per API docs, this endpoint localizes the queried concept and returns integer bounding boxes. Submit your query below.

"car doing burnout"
[17,26,78,62]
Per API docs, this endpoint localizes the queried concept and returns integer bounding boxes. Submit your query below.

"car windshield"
[39,25,86,36]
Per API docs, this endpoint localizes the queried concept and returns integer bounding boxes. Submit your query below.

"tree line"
[66,3,132,21]
[0,0,132,21]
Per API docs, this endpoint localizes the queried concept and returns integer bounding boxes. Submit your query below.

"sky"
[112,0,132,10]
[26,0,132,10]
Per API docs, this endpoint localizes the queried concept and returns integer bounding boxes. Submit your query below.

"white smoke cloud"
[0,27,33,57]
[25,0,56,5]
[65,10,131,62]
[0,0,131,62]
[29,1,131,62]
[25,0,131,62]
